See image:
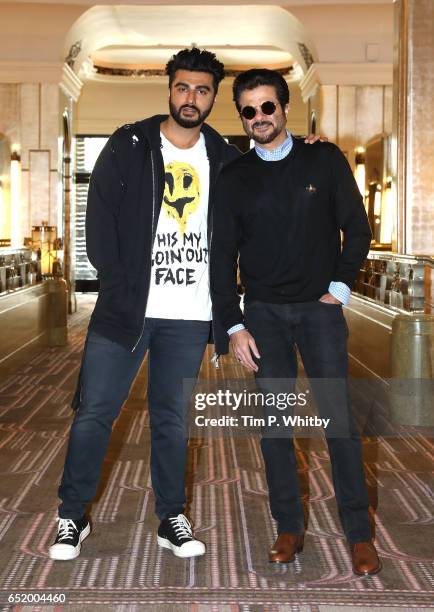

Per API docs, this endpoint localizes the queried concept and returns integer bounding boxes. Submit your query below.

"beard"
[244,121,282,144]
[243,113,287,145]
[169,100,213,128]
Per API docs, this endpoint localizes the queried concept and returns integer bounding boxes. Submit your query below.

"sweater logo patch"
[163,161,200,235]
[305,184,317,193]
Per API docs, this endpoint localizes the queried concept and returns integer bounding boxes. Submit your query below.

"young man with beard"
[210,69,381,576]
[49,47,239,561]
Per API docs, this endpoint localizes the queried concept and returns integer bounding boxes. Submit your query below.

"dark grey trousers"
[58,319,210,520]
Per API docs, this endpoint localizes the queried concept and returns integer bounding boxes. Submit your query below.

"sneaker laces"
[168,514,193,541]
[56,518,78,542]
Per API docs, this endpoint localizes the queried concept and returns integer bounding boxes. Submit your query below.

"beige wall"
[75,79,308,137]
[0,82,60,242]
[0,3,84,64]
[309,84,392,168]
[289,4,393,63]
[393,0,434,255]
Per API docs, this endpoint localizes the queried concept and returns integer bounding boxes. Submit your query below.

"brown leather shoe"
[350,541,381,575]
[269,533,304,564]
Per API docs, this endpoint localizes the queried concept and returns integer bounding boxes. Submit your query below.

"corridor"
[0,296,432,610]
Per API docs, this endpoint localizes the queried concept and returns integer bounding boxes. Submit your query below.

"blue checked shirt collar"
[254,130,293,161]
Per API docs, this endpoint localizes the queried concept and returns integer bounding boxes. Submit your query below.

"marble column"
[392,0,434,255]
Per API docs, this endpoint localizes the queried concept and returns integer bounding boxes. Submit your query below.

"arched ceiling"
[64,5,316,83]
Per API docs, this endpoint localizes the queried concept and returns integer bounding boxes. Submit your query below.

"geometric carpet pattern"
[0,295,433,610]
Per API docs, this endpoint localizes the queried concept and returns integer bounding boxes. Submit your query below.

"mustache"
[180,104,200,113]
[252,121,272,129]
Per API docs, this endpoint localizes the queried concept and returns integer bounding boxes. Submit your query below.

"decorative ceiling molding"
[226,66,294,77]
[0,61,82,100]
[64,6,315,80]
[94,66,166,77]
[300,62,393,100]
[299,64,320,102]
[93,64,294,79]
[297,43,314,70]
[60,63,83,101]
[65,40,82,69]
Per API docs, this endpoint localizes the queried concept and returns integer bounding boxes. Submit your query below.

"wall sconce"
[0,177,12,247]
[31,222,57,275]
[374,184,382,217]
[354,146,366,201]
[381,177,394,245]
[10,150,21,248]
[0,179,3,238]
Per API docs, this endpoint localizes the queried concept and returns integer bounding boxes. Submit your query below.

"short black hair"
[166,47,225,94]
[232,69,290,113]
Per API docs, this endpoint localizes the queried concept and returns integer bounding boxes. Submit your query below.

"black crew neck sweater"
[210,139,372,332]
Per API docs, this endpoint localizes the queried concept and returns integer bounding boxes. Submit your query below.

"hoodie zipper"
[208,160,224,368]
[131,149,157,352]
[209,222,219,369]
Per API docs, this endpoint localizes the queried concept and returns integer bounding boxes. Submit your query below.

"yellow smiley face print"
[162,161,201,234]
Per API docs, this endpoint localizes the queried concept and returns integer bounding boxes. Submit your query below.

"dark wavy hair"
[166,47,225,94]
[233,69,290,113]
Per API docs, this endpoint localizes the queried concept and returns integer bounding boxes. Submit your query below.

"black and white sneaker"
[49,517,91,561]
[157,514,205,558]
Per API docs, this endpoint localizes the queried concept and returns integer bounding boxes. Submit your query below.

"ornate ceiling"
[63,6,315,82]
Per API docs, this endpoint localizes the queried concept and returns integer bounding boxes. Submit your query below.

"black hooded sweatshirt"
[85,114,240,354]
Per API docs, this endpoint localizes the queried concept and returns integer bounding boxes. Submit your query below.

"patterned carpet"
[0,295,433,611]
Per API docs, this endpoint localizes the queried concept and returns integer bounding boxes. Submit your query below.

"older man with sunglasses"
[210,69,381,576]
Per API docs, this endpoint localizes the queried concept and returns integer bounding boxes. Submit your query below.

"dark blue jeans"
[58,318,210,520]
[244,300,371,544]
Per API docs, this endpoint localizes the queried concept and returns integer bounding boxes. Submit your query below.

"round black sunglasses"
[240,101,277,120]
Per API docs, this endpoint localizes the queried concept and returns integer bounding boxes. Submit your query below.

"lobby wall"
[0,82,60,242]
[309,84,393,169]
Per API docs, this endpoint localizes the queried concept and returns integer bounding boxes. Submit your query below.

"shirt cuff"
[328,281,351,305]
[228,323,245,336]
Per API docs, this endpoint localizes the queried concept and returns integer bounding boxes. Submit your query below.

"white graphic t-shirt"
[145,132,212,320]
